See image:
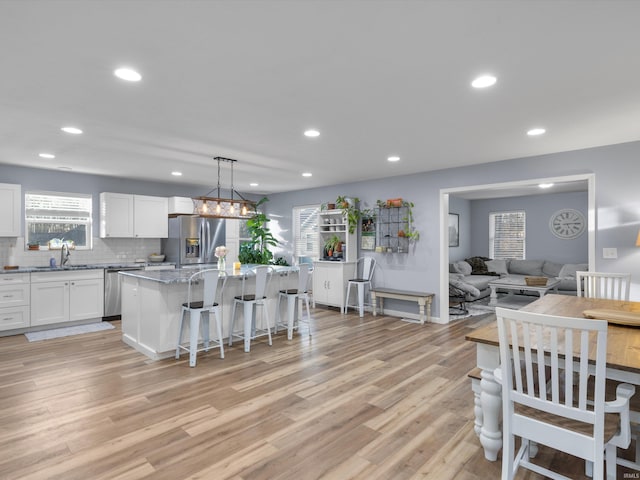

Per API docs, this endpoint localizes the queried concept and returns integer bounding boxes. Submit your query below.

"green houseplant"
[400,200,420,241]
[238,197,279,265]
[335,195,360,234]
[323,234,342,257]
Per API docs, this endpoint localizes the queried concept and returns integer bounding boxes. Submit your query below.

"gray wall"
[268,140,640,314]
[0,163,260,233]
[448,196,471,262]
[4,140,640,316]
[467,191,588,264]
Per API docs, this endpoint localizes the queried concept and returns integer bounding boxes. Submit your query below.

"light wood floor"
[0,308,637,479]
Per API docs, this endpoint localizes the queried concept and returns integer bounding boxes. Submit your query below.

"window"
[293,204,319,263]
[489,211,525,259]
[25,191,93,250]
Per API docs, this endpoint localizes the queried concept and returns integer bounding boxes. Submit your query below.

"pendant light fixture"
[192,157,255,219]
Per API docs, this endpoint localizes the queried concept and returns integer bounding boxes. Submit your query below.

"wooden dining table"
[465,293,640,461]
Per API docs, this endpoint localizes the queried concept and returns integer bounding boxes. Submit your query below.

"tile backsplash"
[0,237,163,267]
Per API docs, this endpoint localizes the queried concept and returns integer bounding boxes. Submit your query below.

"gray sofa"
[449,257,588,302]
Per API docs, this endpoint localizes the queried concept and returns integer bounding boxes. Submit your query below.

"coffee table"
[488,277,560,306]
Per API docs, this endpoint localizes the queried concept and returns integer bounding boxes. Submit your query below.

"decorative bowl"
[148,254,166,262]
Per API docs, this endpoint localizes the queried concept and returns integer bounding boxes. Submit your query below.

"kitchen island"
[119,265,299,360]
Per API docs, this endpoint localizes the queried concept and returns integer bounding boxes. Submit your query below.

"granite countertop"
[120,265,297,284]
[1,262,176,274]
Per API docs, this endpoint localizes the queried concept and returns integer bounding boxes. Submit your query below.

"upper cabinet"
[0,183,21,237]
[100,193,168,238]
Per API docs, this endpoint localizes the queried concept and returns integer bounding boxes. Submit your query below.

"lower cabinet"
[0,273,30,331]
[312,261,355,310]
[31,270,104,327]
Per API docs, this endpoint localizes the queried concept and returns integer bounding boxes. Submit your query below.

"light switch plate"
[603,247,618,259]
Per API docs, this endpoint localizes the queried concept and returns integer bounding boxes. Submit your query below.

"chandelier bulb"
[241,204,247,216]
[230,203,235,213]
[216,202,221,214]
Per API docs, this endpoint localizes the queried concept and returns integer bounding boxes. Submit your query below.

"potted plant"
[238,197,279,265]
[335,195,361,234]
[324,234,342,257]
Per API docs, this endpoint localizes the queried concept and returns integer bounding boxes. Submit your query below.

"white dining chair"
[343,257,376,317]
[576,271,631,301]
[175,268,226,367]
[275,263,312,340]
[495,306,634,480]
[229,265,274,352]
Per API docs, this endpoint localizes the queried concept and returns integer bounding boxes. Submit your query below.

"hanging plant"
[335,195,361,234]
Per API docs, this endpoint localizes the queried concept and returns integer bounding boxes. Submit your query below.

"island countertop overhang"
[119,264,298,284]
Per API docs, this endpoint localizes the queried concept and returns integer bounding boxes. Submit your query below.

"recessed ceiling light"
[250,183,258,187]
[114,67,142,82]
[387,156,400,162]
[39,153,55,159]
[471,75,497,88]
[302,172,312,177]
[527,128,546,136]
[171,171,182,176]
[304,129,320,138]
[539,183,554,189]
[61,126,83,135]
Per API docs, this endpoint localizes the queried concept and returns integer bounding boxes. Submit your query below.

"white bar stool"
[175,269,226,367]
[343,257,376,317]
[229,265,274,352]
[275,263,312,339]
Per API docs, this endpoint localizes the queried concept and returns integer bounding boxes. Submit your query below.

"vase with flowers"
[215,245,227,270]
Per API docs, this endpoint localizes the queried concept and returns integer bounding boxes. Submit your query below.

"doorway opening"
[439,173,595,323]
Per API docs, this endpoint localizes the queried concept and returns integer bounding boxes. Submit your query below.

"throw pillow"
[465,256,492,275]
[454,260,472,276]
[486,259,508,275]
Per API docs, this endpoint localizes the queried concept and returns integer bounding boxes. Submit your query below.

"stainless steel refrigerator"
[162,216,226,267]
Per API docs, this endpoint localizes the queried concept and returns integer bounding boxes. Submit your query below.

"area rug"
[25,322,114,342]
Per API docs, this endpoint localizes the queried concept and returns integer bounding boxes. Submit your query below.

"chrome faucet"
[60,243,70,267]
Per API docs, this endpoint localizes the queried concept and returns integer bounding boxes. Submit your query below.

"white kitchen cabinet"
[100,193,168,238]
[168,196,194,215]
[0,273,30,331]
[312,261,355,309]
[0,183,21,237]
[100,192,134,237]
[134,195,168,237]
[31,270,104,326]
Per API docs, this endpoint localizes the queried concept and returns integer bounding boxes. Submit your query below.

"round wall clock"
[549,209,586,239]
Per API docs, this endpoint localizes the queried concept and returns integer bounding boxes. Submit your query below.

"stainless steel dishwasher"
[104,266,143,318]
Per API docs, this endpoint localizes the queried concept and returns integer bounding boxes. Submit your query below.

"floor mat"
[25,322,114,342]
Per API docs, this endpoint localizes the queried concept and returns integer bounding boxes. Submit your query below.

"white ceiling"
[1,1,639,195]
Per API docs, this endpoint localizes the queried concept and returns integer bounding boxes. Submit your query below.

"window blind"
[293,205,319,261]
[489,211,525,259]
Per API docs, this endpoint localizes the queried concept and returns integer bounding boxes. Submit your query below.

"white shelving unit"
[313,209,357,310]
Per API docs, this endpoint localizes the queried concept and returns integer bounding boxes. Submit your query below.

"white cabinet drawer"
[0,273,29,284]
[0,306,30,331]
[31,269,104,283]
[0,284,30,307]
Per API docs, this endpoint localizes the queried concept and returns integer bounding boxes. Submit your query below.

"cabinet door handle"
[3,294,13,298]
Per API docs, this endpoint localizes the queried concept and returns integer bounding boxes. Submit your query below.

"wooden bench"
[370,288,435,325]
